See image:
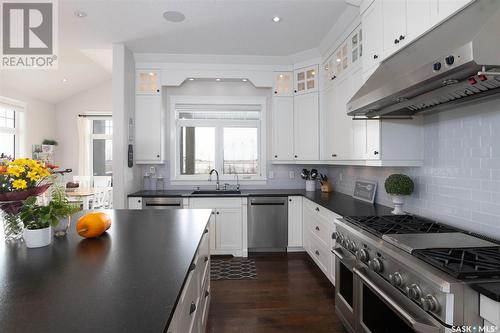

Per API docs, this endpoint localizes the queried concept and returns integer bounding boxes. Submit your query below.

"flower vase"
[23,226,52,248]
[54,216,71,237]
[1,210,24,242]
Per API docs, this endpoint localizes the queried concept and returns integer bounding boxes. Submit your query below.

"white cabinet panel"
[330,75,352,160]
[272,97,294,161]
[128,197,142,209]
[323,84,337,160]
[273,72,293,97]
[362,0,384,72]
[135,95,164,163]
[136,70,160,95]
[215,208,242,252]
[294,92,319,160]
[382,0,407,56]
[406,0,433,41]
[287,196,303,248]
[433,0,473,23]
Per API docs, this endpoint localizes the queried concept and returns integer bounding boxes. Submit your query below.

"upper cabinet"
[382,0,407,57]
[431,0,474,23]
[362,0,383,73]
[294,65,318,95]
[136,70,161,95]
[135,94,164,164]
[294,92,319,161]
[273,72,293,97]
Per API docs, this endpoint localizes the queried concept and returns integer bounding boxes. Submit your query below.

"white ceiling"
[59,0,350,55]
[1,0,351,104]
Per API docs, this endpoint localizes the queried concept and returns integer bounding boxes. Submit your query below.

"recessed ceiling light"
[74,10,87,18]
[215,78,221,81]
[62,78,68,83]
[272,16,281,23]
[336,58,341,62]
[163,11,185,23]
[188,78,194,81]
[148,72,155,76]
[242,79,248,82]
[279,74,284,78]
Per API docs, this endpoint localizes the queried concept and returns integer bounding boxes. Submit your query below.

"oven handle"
[353,267,440,333]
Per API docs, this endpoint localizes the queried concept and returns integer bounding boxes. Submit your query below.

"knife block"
[320,181,332,193]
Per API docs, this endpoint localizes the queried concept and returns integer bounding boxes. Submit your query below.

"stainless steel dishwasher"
[248,197,288,252]
[142,197,183,209]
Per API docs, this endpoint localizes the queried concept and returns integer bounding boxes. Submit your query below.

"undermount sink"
[191,190,241,195]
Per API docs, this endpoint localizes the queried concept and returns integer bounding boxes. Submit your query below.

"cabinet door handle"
[294,155,298,158]
[294,90,298,93]
[399,35,405,41]
[156,154,160,158]
[216,211,220,215]
[315,226,320,231]
[315,207,320,212]
[374,151,379,155]
[204,256,209,262]
[331,75,336,81]
[315,250,320,256]
[211,211,215,215]
[190,302,196,315]
[394,39,400,44]
[138,199,141,203]
[204,229,209,234]
[289,199,292,202]
[189,263,196,271]
[332,154,337,157]
[373,54,378,59]
[274,91,278,94]
[274,155,278,158]
[205,290,210,298]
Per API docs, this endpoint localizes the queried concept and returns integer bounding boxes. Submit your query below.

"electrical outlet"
[268,171,274,179]
[289,171,295,179]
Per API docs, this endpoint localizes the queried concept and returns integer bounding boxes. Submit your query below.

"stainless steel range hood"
[347,0,500,118]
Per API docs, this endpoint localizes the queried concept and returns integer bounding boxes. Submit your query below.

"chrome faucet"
[235,173,240,190]
[209,169,220,190]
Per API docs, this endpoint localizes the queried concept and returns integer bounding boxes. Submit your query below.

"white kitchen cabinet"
[272,97,294,161]
[406,0,433,41]
[294,65,318,95]
[382,0,407,56]
[328,74,352,160]
[136,70,161,95]
[293,92,319,161]
[189,198,245,257]
[362,0,383,73]
[215,208,242,253]
[431,0,474,24]
[273,72,293,97]
[135,94,165,164]
[287,196,303,249]
[128,197,142,209]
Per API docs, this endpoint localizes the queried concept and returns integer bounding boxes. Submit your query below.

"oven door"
[354,266,445,333]
[332,247,358,333]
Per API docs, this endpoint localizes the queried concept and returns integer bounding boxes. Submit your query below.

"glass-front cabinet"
[293,65,318,95]
[273,72,293,97]
[136,70,161,95]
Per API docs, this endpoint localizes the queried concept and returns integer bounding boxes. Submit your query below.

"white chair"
[72,176,93,188]
[91,188,107,209]
[94,176,112,188]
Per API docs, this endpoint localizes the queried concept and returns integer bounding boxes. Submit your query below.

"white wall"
[54,80,112,172]
[0,85,56,158]
[113,44,141,208]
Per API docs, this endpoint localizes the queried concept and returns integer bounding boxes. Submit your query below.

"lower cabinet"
[167,225,210,333]
[287,196,303,249]
[302,198,339,286]
[189,198,246,257]
[128,197,142,209]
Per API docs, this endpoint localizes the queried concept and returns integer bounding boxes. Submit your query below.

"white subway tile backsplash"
[328,99,500,240]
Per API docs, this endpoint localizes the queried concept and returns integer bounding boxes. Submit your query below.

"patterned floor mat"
[210,258,257,280]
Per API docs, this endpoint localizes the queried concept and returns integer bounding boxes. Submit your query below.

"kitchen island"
[0,209,212,333]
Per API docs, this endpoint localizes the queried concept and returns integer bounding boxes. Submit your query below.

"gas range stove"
[334,214,500,330]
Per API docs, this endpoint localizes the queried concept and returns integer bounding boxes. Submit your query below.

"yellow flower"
[6,165,25,177]
[26,171,40,182]
[12,179,27,190]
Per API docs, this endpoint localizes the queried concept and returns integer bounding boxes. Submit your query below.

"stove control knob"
[356,249,369,263]
[368,258,383,273]
[421,295,440,313]
[408,284,423,300]
[348,241,357,252]
[389,272,403,287]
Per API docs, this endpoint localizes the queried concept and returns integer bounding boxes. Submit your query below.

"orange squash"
[76,212,111,238]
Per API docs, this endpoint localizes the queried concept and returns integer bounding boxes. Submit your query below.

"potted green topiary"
[384,174,414,215]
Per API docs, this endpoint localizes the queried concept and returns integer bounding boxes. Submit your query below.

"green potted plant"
[19,190,79,248]
[384,174,414,215]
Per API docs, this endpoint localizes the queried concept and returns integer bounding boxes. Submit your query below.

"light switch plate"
[289,171,295,179]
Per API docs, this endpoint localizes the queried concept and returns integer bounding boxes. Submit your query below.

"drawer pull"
[315,226,320,231]
[204,228,209,234]
[315,207,320,212]
[205,290,210,298]
[315,250,320,256]
[204,256,209,262]
[189,263,196,271]
[189,302,196,315]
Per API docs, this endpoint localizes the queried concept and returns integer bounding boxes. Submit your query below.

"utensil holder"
[320,181,332,193]
[305,180,316,192]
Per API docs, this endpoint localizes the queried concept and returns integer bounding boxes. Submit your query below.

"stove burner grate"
[344,215,458,236]
[413,247,500,279]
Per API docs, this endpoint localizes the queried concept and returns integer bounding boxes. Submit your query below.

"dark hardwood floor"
[207,252,348,333]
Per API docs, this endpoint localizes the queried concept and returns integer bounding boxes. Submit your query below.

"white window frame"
[0,97,25,158]
[170,96,267,184]
[88,116,113,176]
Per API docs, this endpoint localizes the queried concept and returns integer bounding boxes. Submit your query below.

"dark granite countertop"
[0,209,212,333]
[471,282,500,302]
[128,189,393,217]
